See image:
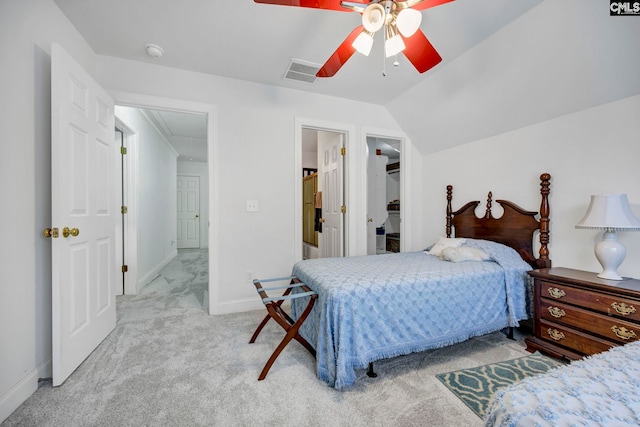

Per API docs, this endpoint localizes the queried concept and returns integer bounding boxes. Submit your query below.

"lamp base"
[594,230,626,281]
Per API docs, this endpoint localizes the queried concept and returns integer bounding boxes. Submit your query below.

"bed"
[484,341,640,426]
[291,173,552,389]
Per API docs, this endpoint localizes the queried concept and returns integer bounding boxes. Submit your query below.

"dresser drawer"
[538,279,640,322]
[539,298,640,345]
[537,319,615,355]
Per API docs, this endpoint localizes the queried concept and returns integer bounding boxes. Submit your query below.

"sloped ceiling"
[53,0,541,105]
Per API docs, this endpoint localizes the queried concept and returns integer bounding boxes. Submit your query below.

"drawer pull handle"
[611,325,637,340]
[611,302,636,316]
[547,328,565,341]
[548,306,566,318]
[547,287,566,299]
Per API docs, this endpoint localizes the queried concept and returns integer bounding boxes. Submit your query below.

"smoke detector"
[145,43,164,58]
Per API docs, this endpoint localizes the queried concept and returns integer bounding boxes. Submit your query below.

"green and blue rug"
[436,352,565,419]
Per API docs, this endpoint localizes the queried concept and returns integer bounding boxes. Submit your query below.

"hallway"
[119,249,209,320]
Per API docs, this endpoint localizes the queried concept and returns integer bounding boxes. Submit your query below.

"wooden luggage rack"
[249,276,317,380]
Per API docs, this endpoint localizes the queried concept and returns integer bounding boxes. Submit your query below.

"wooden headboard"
[445,173,551,269]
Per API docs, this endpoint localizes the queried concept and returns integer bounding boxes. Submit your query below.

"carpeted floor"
[3,249,536,427]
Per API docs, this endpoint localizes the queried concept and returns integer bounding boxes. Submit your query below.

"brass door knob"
[367,218,373,223]
[62,227,79,238]
[320,218,325,223]
[44,228,59,238]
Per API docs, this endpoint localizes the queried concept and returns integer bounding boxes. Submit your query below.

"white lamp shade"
[396,8,422,37]
[576,194,640,230]
[352,31,374,56]
[362,3,385,32]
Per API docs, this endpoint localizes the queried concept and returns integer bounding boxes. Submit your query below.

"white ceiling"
[55,0,541,161]
[53,0,541,105]
[140,108,208,162]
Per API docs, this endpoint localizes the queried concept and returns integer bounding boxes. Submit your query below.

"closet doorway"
[366,136,402,255]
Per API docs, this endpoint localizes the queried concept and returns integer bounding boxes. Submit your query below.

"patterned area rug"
[436,352,565,419]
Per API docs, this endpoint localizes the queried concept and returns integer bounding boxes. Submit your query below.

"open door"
[317,131,344,258]
[50,43,117,386]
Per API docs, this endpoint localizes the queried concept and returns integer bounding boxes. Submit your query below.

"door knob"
[367,218,373,223]
[320,218,325,223]
[62,227,79,238]
[44,227,59,238]
[195,214,199,218]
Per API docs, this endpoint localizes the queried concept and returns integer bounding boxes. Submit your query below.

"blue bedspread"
[485,342,640,426]
[291,240,532,389]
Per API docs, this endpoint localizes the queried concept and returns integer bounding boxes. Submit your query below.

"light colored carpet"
[3,250,533,426]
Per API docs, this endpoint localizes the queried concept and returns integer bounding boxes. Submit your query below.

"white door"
[317,131,344,258]
[51,43,117,386]
[177,175,200,249]
[366,151,388,255]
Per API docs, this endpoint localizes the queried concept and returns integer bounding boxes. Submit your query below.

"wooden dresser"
[525,267,640,360]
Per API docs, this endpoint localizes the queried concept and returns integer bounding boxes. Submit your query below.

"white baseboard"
[0,358,51,423]
[138,249,178,287]
[210,298,263,315]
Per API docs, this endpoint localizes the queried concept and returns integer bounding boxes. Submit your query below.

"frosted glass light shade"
[385,27,405,57]
[396,8,422,37]
[576,194,640,281]
[352,31,374,56]
[362,3,385,32]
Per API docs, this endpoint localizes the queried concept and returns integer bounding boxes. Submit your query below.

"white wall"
[388,0,640,155]
[115,106,178,287]
[422,94,640,279]
[0,0,98,420]
[96,56,406,313]
[178,161,209,249]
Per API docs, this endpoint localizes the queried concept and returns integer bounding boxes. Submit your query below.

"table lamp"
[576,194,640,280]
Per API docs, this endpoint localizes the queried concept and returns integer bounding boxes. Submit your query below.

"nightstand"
[525,267,640,361]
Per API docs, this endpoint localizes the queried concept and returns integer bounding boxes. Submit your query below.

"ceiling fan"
[254,0,454,77]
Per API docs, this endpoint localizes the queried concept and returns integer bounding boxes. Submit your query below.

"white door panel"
[317,132,344,258]
[177,175,200,248]
[51,43,117,386]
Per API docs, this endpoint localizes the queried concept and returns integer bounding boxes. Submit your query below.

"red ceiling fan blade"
[401,29,442,73]
[406,0,454,11]
[316,25,364,77]
[253,0,365,11]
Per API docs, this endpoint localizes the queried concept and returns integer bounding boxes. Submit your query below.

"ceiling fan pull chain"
[382,29,387,76]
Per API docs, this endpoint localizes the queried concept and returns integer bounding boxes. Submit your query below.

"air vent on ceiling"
[284,59,321,84]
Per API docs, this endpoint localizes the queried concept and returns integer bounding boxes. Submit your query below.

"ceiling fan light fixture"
[385,26,405,57]
[362,3,385,32]
[396,8,422,37]
[352,30,374,56]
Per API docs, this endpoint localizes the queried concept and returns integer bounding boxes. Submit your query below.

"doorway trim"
[111,91,220,315]
[114,117,138,295]
[295,118,358,259]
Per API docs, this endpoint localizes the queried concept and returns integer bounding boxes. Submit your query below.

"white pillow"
[441,246,491,263]
[427,237,466,257]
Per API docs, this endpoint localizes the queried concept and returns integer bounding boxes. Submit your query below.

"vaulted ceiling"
[53,0,541,106]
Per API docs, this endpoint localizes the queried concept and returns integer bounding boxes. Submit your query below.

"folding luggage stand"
[249,276,318,380]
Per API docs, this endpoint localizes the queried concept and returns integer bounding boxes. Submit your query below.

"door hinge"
[340,147,346,156]
[120,146,127,155]
[122,265,128,273]
[121,206,128,214]
[341,205,346,214]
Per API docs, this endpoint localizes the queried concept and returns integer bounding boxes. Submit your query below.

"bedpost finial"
[485,191,493,219]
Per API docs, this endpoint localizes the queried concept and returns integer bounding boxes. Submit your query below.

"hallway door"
[177,175,200,248]
[317,131,345,258]
[51,43,117,386]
